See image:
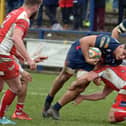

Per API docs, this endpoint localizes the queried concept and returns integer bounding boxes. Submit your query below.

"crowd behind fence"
[1,0,126,32]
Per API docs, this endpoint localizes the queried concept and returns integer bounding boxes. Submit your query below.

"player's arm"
[74,85,113,104]
[15,50,25,64]
[12,28,32,63]
[83,85,113,101]
[80,35,99,65]
[11,20,36,69]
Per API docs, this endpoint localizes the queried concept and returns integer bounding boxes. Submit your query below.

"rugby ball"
[88,47,102,59]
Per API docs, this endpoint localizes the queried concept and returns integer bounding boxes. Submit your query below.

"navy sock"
[45,95,54,104]
[53,102,62,111]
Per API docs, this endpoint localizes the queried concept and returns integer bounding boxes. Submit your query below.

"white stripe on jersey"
[0,11,29,55]
[0,24,15,55]
[99,68,126,90]
[119,23,126,33]
[17,11,30,24]
[119,89,126,94]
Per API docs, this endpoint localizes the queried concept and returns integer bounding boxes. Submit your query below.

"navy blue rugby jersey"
[95,34,122,66]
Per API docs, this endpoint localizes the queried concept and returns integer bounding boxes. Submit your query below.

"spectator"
[36,3,43,27]
[43,0,63,30]
[118,0,126,24]
[93,0,106,31]
[30,3,43,28]
[59,0,73,30]
[72,0,85,30]
[6,0,24,13]
[82,0,90,27]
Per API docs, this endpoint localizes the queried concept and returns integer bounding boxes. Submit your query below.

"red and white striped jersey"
[96,65,126,91]
[0,7,30,56]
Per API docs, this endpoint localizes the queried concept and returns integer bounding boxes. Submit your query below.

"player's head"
[24,0,42,16]
[24,0,42,6]
[23,0,42,19]
[113,44,126,60]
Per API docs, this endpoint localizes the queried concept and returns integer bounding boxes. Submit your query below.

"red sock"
[15,103,24,114]
[0,89,16,118]
[114,111,126,122]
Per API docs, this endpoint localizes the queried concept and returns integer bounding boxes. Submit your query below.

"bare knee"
[108,112,116,123]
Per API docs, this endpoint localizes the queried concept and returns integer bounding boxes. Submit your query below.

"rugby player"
[45,34,126,120]
[0,0,42,124]
[74,65,126,123]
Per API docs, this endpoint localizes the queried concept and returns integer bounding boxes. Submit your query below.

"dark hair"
[24,0,42,6]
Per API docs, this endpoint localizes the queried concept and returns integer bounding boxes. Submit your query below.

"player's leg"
[108,93,126,123]
[47,70,102,119]
[42,41,79,115]
[0,76,22,125]
[12,71,32,120]
[74,70,94,104]
[42,67,73,117]
[47,75,90,120]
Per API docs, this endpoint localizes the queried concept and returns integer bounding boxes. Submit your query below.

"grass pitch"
[1,72,126,126]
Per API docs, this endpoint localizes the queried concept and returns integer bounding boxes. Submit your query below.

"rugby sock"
[0,89,16,118]
[114,111,126,122]
[15,103,24,114]
[45,95,54,104]
[43,95,54,111]
[53,102,62,111]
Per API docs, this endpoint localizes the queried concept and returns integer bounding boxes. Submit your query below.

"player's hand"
[93,77,102,86]
[21,71,32,82]
[34,56,48,63]
[86,58,100,65]
[27,59,36,70]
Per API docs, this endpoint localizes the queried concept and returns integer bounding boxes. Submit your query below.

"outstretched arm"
[74,85,113,104]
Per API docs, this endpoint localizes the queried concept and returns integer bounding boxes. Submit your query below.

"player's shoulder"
[16,8,30,24]
[17,12,29,23]
[95,34,111,47]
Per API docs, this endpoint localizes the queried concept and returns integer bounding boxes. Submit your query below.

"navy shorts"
[65,40,94,71]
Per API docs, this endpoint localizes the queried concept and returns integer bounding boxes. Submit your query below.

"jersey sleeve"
[15,19,29,33]
[117,19,126,33]
[95,34,121,52]
[95,35,111,49]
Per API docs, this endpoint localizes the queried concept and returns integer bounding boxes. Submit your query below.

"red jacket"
[59,0,73,8]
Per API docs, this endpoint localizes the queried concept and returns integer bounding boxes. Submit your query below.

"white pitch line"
[1,88,117,97]
[1,90,47,96]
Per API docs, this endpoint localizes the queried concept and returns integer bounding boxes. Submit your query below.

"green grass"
[1,72,126,126]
